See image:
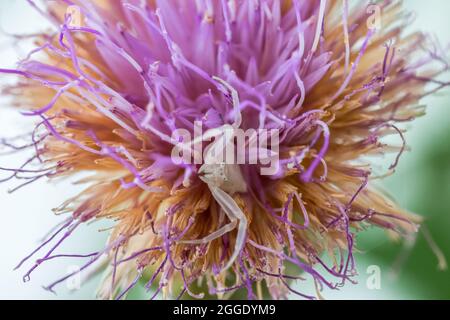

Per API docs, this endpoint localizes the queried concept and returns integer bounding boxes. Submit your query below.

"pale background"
[0,0,449,299]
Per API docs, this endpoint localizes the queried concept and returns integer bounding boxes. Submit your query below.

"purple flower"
[0,0,448,299]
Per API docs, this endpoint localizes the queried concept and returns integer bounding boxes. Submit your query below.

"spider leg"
[178,212,237,244]
[211,186,247,272]
[213,76,242,128]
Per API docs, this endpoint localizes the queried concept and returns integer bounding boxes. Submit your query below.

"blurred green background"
[350,0,450,299]
[0,0,449,299]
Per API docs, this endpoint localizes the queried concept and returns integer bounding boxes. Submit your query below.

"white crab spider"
[179,77,248,272]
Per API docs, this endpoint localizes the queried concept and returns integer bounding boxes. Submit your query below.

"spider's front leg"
[210,186,248,271]
[179,182,238,244]
[182,160,247,270]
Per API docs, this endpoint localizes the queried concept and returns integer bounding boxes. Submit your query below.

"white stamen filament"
[342,0,350,75]
[312,0,327,53]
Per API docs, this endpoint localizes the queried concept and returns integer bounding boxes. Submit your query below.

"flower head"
[0,0,448,299]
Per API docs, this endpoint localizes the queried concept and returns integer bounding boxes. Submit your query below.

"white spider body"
[179,78,248,272]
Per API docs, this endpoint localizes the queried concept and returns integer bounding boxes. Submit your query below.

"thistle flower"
[0,0,448,300]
